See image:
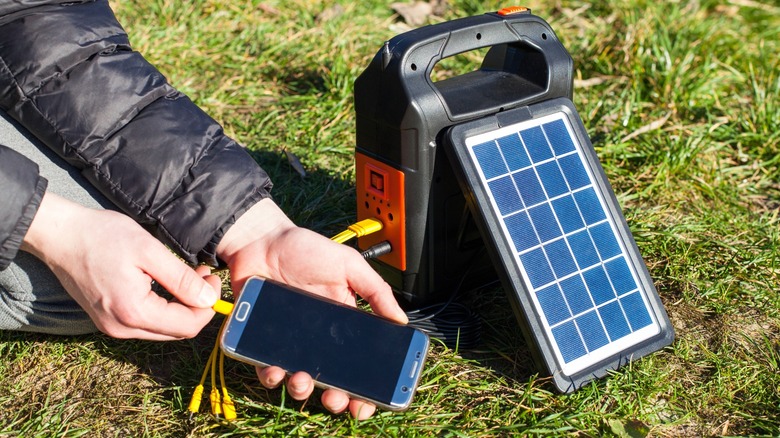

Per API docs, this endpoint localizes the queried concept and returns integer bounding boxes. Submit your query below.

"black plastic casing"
[354,10,574,306]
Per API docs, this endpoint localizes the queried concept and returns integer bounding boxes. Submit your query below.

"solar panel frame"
[443,97,674,392]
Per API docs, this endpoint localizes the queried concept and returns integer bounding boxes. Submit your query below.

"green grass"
[1,0,779,436]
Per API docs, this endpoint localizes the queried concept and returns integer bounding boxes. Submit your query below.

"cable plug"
[212,299,234,315]
[187,384,205,420]
[361,241,392,259]
[209,387,222,417]
[348,218,383,237]
[331,218,384,244]
[221,389,237,421]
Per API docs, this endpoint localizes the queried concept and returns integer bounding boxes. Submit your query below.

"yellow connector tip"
[212,300,234,315]
[210,388,222,416]
[221,394,237,421]
[187,384,205,415]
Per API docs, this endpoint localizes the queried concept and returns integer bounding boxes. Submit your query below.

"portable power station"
[353,7,673,392]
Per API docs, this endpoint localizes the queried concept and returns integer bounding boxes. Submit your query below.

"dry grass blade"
[620,112,672,143]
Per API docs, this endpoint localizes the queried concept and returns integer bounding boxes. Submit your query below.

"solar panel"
[444,98,674,392]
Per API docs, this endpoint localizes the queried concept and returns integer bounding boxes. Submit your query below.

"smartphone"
[220,276,430,411]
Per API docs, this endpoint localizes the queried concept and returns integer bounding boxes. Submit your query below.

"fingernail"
[198,284,218,308]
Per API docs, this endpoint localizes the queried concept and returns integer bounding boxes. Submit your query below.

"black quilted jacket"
[0,0,273,270]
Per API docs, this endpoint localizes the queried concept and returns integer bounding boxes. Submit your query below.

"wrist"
[216,198,296,268]
[20,192,78,261]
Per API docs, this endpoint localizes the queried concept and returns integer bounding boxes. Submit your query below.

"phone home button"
[235,302,251,322]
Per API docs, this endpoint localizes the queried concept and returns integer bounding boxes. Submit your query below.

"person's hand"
[21,192,221,340]
[217,198,407,419]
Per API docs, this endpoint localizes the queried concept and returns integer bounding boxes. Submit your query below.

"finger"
[142,245,220,309]
[349,399,376,420]
[98,305,213,341]
[321,389,350,414]
[132,292,216,339]
[195,265,222,296]
[256,366,285,389]
[287,371,315,401]
[345,253,407,324]
[109,272,215,339]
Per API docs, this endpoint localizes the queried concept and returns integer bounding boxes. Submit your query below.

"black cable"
[403,249,491,351]
[407,301,482,350]
[361,241,487,350]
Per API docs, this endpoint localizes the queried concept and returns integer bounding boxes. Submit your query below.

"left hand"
[20,192,221,340]
[217,198,407,419]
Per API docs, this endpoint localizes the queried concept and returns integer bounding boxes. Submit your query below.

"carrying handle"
[387,10,573,120]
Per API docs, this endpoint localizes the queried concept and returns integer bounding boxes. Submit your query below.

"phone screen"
[222,278,427,409]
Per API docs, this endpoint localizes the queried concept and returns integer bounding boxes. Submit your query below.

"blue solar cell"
[497,134,531,171]
[605,257,637,295]
[551,195,584,233]
[558,153,590,190]
[552,321,587,363]
[520,248,555,288]
[520,126,553,163]
[537,161,568,198]
[576,310,609,351]
[536,284,571,326]
[488,176,522,215]
[621,292,653,331]
[560,275,593,315]
[567,229,600,269]
[528,203,562,241]
[504,211,538,253]
[513,168,546,207]
[574,188,607,224]
[598,300,631,341]
[582,265,615,305]
[590,222,621,260]
[472,141,507,179]
[544,239,577,279]
[543,119,576,155]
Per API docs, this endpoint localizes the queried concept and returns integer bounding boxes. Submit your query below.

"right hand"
[216,198,407,419]
[21,192,221,340]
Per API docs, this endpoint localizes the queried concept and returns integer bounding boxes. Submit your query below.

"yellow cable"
[219,350,237,421]
[331,229,357,244]
[210,347,222,416]
[200,325,222,417]
[187,338,218,418]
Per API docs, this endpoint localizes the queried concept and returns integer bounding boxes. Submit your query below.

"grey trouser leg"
[0,111,115,335]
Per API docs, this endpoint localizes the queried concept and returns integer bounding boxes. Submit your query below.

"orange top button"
[497,6,529,15]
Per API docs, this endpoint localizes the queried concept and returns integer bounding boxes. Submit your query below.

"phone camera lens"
[401,386,409,393]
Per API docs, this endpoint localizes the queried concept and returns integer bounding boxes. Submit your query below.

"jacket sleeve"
[0,145,47,270]
[0,0,272,266]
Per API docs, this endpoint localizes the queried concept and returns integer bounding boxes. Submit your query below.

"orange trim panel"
[355,153,406,271]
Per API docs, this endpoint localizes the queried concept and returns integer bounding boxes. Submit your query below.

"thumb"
[145,248,220,309]
[195,265,223,299]
[346,257,408,324]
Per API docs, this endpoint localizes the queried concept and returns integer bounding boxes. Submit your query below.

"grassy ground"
[1,0,779,436]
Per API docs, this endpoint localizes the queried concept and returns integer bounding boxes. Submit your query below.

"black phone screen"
[233,280,416,404]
